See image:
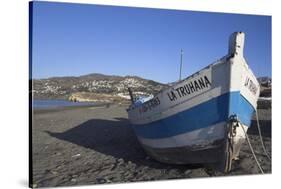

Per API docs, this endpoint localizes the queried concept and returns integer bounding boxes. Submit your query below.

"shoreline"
[33,103,111,114]
[32,99,131,114]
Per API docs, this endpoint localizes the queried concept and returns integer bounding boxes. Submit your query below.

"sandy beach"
[31,103,271,187]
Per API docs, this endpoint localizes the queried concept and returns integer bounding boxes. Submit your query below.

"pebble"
[72,154,81,158]
[168,169,178,175]
[32,183,37,188]
[184,170,192,175]
[188,169,209,177]
[96,177,106,184]
[117,158,124,164]
[51,170,58,175]
[54,152,62,156]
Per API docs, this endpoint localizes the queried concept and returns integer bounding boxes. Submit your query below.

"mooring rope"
[240,123,264,174]
[255,110,271,160]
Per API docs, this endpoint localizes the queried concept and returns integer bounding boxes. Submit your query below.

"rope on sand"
[255,110,271,160]
[240,123,264,174]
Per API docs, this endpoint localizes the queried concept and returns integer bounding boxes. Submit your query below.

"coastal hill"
[32,74,271,103]
[32,73,167,103]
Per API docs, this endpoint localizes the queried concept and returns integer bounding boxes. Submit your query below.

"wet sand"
[31,104,271,187]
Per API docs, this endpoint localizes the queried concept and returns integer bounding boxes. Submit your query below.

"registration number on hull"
[244,77,258,95]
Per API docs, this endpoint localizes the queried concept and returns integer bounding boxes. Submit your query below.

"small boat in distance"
[127,32,260,172]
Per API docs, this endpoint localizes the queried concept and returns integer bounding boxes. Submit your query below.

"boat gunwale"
[128,54,231,112]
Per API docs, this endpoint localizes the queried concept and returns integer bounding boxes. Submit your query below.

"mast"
[179,49,183,81]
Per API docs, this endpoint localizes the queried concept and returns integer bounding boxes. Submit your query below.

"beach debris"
[71,153,81,158]
[70,178,77,182]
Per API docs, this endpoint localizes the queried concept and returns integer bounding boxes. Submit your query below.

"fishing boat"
[127,32,260,172]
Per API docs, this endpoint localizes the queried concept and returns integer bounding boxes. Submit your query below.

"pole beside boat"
[179,49,183,81]
[128,87,135,104]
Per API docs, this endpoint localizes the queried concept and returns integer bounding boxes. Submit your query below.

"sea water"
[32,99,95,109]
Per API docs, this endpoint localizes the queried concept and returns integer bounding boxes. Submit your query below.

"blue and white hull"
[127,32,260,169]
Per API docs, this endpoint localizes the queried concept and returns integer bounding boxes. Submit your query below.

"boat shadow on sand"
[45,116,271,171]
[248,120,271,137]
[45,117,203,170]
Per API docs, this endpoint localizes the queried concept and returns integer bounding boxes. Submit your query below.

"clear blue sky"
[31,1,271,83]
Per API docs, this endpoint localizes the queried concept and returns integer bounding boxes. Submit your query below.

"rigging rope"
[240,123,264,174]
[255,110,271,160]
